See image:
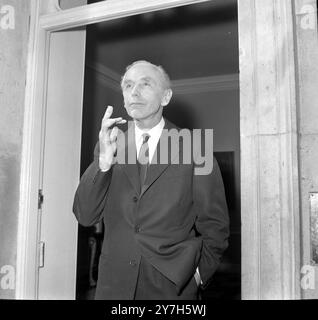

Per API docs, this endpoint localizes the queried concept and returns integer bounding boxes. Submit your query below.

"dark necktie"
[137,133,150,187]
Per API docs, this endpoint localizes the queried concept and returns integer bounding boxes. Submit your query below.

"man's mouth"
[130,102,144,107]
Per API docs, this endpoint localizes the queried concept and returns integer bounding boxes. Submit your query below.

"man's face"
[121,63,170,122]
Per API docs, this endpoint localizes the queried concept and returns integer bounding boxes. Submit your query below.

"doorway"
[17,0,303,300]
[76,0,240,300]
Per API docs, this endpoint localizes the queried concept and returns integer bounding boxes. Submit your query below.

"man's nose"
[131,84,141,96]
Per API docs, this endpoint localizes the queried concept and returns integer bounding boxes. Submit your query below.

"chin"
[130,109,145,119]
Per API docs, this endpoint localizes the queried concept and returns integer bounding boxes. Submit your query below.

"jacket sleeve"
[73,143,112,226]
[194,156,230,289]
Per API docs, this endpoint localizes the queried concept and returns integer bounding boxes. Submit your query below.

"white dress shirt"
[135,117,165,164]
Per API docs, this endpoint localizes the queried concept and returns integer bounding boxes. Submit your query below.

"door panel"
[38,28,86,299]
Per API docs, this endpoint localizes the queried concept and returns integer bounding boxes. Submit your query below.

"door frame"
[17,0,302,299]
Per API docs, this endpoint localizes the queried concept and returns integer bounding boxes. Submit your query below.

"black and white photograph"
[0,0,317,308]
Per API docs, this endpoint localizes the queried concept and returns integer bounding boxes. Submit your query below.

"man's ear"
[161,89,173,107]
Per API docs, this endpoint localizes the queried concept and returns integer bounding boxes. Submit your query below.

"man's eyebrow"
[121,79,133,87]
[122,79,133,84]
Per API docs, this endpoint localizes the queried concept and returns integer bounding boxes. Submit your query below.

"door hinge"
[38,241,45,268]
[38,189,44,209]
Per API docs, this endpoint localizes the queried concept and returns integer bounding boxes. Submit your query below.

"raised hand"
[98,105,126,171]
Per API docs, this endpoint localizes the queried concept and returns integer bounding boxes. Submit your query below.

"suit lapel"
[117,118,183,197]
[140,119,181,197]
[117,123,141,194]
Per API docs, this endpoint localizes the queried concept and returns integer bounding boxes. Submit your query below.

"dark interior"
[76,0,240,300]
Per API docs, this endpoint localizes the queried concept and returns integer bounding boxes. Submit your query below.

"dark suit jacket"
[73,118,229,299]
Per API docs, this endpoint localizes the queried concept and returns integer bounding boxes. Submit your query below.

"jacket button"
[135,225,141,233]
[129,260,137,267]
[133,196,138,202]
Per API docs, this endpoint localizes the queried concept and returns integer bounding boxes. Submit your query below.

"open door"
[37,27,86,299]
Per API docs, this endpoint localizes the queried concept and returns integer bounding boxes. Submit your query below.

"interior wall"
[170,90,240,232]
[0,0,30,299]
[86,9,238,79]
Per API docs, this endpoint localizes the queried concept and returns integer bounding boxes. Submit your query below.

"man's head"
[121,60,173,129]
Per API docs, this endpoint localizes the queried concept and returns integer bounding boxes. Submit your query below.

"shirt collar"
[135,117,165,143]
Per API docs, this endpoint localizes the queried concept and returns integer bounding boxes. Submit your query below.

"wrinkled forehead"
[122,63,165,87]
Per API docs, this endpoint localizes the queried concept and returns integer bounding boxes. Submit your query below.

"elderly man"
[73,60,229,300]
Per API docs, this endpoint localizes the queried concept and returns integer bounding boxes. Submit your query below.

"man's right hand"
[98,105,126,172]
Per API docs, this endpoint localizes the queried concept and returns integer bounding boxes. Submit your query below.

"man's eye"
[143,82,151,87]
[125,84,132,89]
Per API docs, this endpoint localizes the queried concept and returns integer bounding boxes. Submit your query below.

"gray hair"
[121,60,171,90]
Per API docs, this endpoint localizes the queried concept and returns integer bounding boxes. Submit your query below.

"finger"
[102,105,113,121]
[110,126,118,143]
[101,117,124,131]
[99,129,110,144]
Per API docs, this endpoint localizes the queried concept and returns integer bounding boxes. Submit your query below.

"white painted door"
[37,27,86,299]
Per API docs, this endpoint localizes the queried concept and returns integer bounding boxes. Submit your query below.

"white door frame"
[17,0,301,299]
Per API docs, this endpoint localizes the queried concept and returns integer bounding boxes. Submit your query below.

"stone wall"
[0,0,30,299]
[295,0,318,299]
